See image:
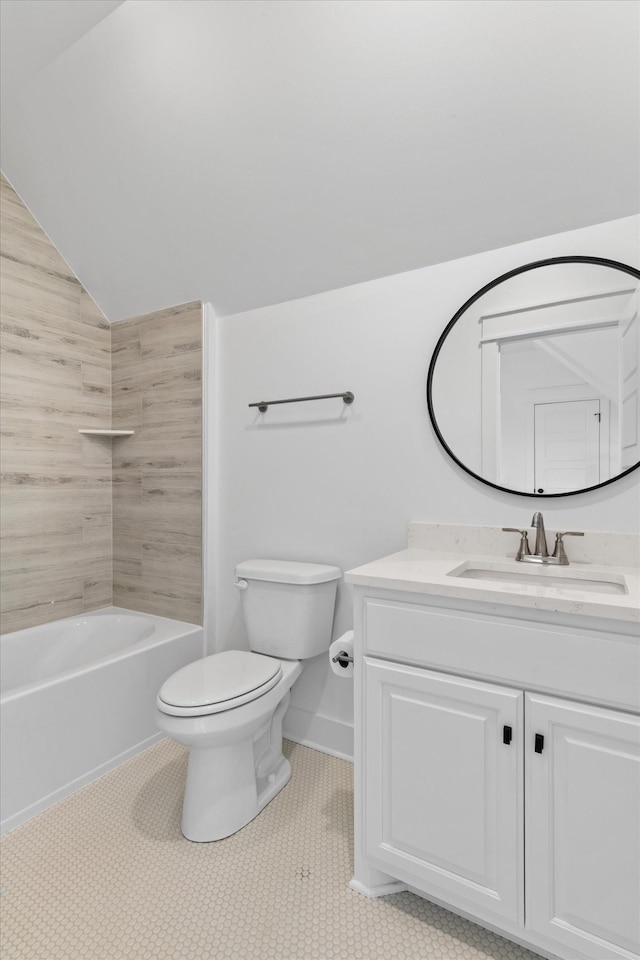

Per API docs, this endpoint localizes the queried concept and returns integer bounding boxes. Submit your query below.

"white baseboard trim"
[284,706,353,763]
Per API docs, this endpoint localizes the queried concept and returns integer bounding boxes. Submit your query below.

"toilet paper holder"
[331,651,354,668]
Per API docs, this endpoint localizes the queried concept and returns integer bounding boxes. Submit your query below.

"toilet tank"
[234,559,341,659]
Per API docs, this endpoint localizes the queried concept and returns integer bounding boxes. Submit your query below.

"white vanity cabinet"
[364,659,525,923]
[350,587,640,960]
[525,694,640,960]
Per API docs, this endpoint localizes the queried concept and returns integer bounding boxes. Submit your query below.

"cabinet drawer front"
[526,694,640,960]
[364,658,524,923]
[363,596,640,710]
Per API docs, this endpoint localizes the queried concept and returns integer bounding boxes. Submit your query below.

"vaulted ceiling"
[1,0,638,320]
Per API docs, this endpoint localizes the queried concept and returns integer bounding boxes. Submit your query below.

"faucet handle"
[502,528,531,561]
[552,531,584,564]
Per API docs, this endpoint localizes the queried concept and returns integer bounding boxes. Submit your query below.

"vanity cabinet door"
[526,694,640,960]
[364,658,524,923]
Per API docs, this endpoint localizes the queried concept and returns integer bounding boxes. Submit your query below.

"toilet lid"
[158,650,282,710]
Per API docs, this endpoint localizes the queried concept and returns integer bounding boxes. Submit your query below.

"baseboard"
[284,706,353,762]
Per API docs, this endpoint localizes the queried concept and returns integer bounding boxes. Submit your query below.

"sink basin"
[447,562,628,596]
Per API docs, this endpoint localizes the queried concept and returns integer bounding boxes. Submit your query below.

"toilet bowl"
[156,559,341,842]
[156,652,302,841]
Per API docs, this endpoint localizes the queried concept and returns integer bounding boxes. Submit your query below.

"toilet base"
[255,753,292,819]
[180,691,294,842]
[181,746,292,843]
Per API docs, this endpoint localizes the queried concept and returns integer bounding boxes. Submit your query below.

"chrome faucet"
[502,512,584,565]
[531,512,548,558]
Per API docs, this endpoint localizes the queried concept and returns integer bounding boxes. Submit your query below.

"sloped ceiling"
[0,0,125,96]
[0,0,638,321]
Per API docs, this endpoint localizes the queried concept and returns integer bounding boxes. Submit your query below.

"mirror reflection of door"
[497,336,614,493]
[484,274,630,491]
[533,399,600,494]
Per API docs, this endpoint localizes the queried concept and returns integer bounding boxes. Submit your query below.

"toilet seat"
[157,650,283,718]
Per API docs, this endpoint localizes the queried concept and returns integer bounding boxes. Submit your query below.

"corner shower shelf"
[78,429,135,436]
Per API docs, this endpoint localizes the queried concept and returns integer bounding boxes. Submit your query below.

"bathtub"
[0,606,204,835]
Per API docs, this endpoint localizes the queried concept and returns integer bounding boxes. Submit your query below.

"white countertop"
[345,548,640,623]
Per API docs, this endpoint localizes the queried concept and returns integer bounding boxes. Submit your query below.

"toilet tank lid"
[235,559,341,584]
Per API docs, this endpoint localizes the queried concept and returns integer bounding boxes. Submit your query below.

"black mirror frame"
[426,255,640,498]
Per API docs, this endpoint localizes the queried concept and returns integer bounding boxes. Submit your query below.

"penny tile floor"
[0,740,540,960]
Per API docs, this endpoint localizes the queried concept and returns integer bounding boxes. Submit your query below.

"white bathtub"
[0,606,204,835]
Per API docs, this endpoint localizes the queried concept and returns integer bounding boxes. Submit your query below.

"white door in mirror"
[533,399,600,493]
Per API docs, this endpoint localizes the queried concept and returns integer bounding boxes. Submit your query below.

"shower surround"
[0,174,203,633]
[0,175,112,633]
[111,303,203,624]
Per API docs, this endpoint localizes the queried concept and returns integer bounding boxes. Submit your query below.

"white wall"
[210,215,639,760]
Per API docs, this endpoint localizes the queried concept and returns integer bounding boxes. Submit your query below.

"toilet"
[156,559,341,842]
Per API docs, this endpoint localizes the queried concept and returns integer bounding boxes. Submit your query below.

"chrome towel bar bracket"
[249,391,354,413]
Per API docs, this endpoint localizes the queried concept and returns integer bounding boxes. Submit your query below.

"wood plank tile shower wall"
[0,176,112,633]
[111,304,202,625]
[0,174,203,633]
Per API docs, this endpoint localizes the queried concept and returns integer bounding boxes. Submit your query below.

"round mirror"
[427,256,640,497]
